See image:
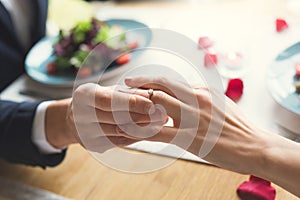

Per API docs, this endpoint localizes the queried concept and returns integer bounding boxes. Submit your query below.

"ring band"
[148,89,154,100]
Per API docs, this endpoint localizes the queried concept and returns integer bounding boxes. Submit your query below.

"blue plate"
[267,42,300,115]
[25,19,152,87]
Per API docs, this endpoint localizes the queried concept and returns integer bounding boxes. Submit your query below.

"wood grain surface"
[0,145,297,199]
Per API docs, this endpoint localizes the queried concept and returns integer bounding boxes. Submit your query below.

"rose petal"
[198,36,213,49]
[204,53,218,67]
[237,175,276,200]
[276,18,288,32]
[227,78,244,90]
[225,78,244,102]
[249,175,271,186]
[225,90,242,103]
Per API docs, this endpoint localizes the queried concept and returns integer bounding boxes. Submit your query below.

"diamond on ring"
[148,89,154,100]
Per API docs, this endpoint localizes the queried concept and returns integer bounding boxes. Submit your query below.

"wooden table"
[0,0,299,199]
[0,144,297,199]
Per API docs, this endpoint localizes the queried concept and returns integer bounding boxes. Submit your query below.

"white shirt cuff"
[32,101,63,154]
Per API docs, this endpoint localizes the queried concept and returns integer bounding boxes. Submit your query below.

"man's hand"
[44,83,166,153]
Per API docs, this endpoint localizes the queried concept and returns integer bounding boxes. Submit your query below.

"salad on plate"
[46,18,138,78]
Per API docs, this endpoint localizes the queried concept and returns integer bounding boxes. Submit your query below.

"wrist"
[256,132,300,182]
[243,129,300,197]
[232,128,277,176]
[45,98,77,149]
[246,129,276,176]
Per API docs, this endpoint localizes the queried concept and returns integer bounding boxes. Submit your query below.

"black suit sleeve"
[0,100,66,168]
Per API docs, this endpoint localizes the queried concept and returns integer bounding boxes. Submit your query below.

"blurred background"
[1,0,300,199]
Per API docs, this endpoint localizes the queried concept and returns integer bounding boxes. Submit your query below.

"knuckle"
[73,83,98,104]
[97,91,111,109]
[196,90,212,106]
[73,91,85,106]
[102,91,112,103]
[77,83,97,94]
[73,86,86,99]
[129,95,137,109]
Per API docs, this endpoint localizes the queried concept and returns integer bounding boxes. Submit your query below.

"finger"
[94,86,154,114]
[75,122,138,153]
[120,88,193,122]
[146,126,177,143]
[95,109,167,125]
[147,126,200,156]
[85,136,140,153]
[108,137,140,148]
[117,123,178,144]
[78,123,129,137]
[115,123,199,156]
[116,121,167,139]
[125,76,195,103]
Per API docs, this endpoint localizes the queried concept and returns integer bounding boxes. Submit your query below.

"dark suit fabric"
[0,0,66,168]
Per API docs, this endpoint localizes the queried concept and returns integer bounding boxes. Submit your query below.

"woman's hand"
[124,76,300,197]
[122,77,277,174]
[44,83,166,153]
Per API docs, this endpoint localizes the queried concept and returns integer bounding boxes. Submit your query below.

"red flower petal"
[198,36,213,49]
[204,53,218,67]
[276,18,288,32]
[237,175,276,200]
[225,78,244,102]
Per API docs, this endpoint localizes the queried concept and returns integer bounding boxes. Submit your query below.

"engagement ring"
[148,89,154,100]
